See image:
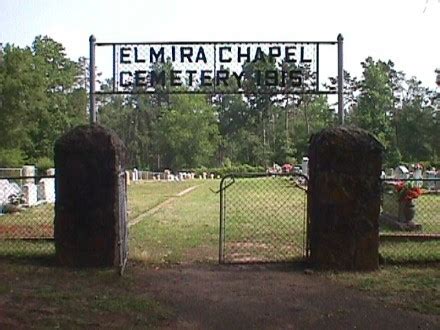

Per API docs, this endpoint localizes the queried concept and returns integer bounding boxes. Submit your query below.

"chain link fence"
[0,176,55,257]
[379,178,440,263]
[219,173,308,263]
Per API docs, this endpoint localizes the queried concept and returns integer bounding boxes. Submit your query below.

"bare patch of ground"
[133,263,439,329]
[0,259,438,329]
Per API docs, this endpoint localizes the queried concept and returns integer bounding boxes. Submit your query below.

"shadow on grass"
[0,253,56,267]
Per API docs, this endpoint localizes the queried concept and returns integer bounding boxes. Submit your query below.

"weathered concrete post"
[308,126,383,270]
[54,125,126,267]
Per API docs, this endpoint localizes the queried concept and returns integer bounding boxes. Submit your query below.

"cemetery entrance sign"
[90,35,344,123]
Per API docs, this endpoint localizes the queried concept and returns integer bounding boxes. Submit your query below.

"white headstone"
[0,180,21,204]
[425,170,437,189]
[302,157,309,177]
[23,183,38,206]
[22,165,36,184]
[38,178,55,203]
[413,167,423,187]
[202,172,207,180]
[132,168,139,181]
[46,168,55,176]
[125,171,131,186]
[395,165,409,179]
[386,168,395,178]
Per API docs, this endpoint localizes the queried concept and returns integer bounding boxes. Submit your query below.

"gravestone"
[0,180,21,205]
[23,183,37,206]
[302,157,309,177]
[425,170,437,190]
[395,165,409,179]
[132,168,139,182]
[37,178,55,203]
[22,165,35,184]
[308,126,383,271]
[385,168,394,178]
[413,165,423,188]
[379,182,422,231]
[54,124,126,267]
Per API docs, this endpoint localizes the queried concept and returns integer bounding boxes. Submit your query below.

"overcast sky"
[1,0,439,88]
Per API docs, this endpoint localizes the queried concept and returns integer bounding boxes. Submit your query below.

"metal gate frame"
[117,171,128,275]
[219,173,308,264]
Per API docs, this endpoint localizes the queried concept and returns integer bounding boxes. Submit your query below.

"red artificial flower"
[394,181,423,202]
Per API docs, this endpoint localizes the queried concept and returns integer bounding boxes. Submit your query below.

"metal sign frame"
[89,34,344,124]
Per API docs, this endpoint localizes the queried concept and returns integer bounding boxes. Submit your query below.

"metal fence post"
[337,34,344,125]
[89,35,97,124]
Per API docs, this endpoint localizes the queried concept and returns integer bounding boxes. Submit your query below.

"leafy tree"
[155,94,219,170]
[0,36,87,166]
[352,57,394,144]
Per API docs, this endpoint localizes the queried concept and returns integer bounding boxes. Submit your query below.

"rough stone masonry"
[308,126,384,270]
[54,125,126,267]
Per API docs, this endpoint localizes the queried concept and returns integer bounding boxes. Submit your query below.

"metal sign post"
[89,35,97,124]
[337,34,344,125]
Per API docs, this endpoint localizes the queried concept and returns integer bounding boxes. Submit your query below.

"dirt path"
[129,185,200,227]
[134,263,439,329]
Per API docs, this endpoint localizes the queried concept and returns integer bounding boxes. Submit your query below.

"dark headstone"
[307,126,384,271]
[54,124,126,267]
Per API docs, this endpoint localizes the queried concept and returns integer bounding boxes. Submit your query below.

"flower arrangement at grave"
[380,180,423,231]
[395,181,422,202]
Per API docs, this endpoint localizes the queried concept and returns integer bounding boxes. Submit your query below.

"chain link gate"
[219,173,308,263]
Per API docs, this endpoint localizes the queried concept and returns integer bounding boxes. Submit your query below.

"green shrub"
[189,164,265,177]
[35,157,54,173]
[0,149,25,167]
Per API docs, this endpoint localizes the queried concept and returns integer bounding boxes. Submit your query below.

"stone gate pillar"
[308,126,383,270]
[54,125,126,267]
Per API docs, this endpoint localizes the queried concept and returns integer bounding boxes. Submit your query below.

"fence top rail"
[96,40,338,46]
[381,178,440,182]
[221,172,309,180]
[0,175,55,181]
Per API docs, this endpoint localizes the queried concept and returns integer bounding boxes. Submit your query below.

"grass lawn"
[379,193,440,263]
[127,180,196,220]
[129,177,308,264]
[0,260,171,328]
[129,180,220,264]
[325,264,440,315]
[221,176,307,262]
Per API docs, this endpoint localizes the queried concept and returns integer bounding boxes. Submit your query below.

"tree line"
[1,36,439,171]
